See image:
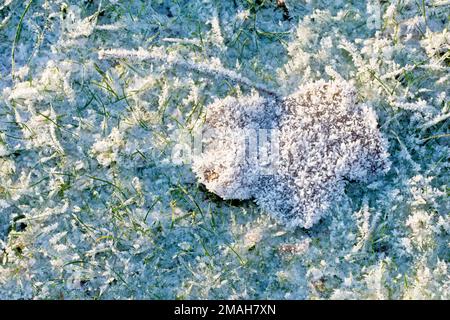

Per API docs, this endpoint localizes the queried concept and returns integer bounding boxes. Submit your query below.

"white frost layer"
[193,80,391,228]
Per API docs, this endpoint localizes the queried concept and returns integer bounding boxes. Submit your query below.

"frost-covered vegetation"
[192,80,391,229]
[0,0,449,299]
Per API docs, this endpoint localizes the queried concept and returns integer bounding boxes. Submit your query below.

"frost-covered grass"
[0,0,448,299]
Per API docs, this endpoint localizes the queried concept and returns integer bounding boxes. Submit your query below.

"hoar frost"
[1,0,447,300]
[193,80,390,228]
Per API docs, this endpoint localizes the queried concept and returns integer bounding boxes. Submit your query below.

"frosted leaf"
[192,80,390,228]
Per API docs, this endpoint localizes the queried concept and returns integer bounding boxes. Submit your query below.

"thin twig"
[98,48,279,96]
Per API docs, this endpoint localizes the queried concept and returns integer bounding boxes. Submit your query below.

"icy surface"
[0,0,449,299]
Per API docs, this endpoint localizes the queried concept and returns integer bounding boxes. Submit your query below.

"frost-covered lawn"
[0,0,449,299]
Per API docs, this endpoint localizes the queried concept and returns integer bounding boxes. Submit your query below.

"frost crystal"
[193,80,390,228]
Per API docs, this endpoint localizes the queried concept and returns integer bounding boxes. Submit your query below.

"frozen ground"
[0,0,449,299]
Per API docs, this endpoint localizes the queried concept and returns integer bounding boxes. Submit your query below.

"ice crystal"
[193,80,390,228]
[0,0,448,300]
